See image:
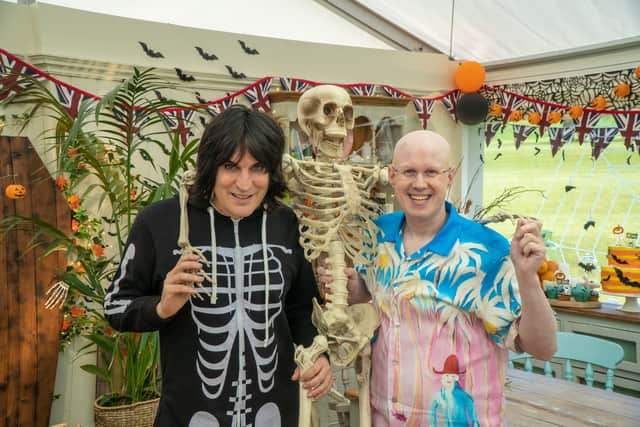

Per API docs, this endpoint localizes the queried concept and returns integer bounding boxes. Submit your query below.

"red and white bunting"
[279,77,312,92]
[440,90,461,122]
[511,124,537,149]
[589,127,619,160]
[574,111,601,145]
[0,51,42,101]
[208,96,239,116]
[381,85,411,98]
[532,103,562,137]
[484,122,502,147]
[412,98,435,129]
[548,126,575,157]
[54,82,95,119]
[164,109,195,146]
[348,84,377,97]
[613,112,640,149]
[243,78,272,112]
[499,92,528,125]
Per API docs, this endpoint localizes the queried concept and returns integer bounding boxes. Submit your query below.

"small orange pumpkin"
[554,271,566,281]
[527,111,541,125]
[613,82,631,98]
[635,65,640,78]
[548,111,562,124]
[5,184,26,200]
[590,96,607,111]
[509,110,523,122]
[568,105,583,120]
[489,103,502,116]
[613,224,624,235]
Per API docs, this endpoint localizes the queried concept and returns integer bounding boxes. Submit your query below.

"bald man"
[320,130,556,426]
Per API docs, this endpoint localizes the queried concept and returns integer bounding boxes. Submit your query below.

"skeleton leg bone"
[295,335,329,427]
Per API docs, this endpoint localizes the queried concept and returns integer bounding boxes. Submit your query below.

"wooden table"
[506,368,640,426]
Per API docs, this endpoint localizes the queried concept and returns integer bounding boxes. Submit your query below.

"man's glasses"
[391,166,451,181]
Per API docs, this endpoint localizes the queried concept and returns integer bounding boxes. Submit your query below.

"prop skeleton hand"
[44,281,69,309]
[156,254,202,319]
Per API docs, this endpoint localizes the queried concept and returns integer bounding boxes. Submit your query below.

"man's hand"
[316,261,371,305]
[156,254,202,319]
[510,218,546,284]
[291,354,333,400]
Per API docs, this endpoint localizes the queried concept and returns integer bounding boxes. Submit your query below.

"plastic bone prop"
[294,335,328,427]
[285,84,386,427]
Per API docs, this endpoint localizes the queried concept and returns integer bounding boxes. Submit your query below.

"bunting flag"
[613,112,640,149]
[348,84,377,97]
[111,106,149,134]
[512,124,537,149]
[208,96,238,116]
[0,51,40,101]
[484,122,502,147]
[548,126,576,157]
[381,85,411,98]
[532,103,562,137]
[279,77,311,92]
[243,77,272,112]
[412,98,435,129]
[589,127,619,160]
[574,111,601,145]
[440,90,461,122]
[499,92,527,125]
[164,109,195,146]
[54,82,94,118]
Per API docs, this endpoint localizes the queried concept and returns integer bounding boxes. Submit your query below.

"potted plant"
[0,69,200,426]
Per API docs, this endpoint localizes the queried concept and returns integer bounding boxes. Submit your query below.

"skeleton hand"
[44,281,69,309]
[292,354,333,400]
[317,261,371,305]
[157,254,202,319]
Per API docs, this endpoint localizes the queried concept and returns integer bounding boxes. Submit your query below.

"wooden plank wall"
[1,136,70,427]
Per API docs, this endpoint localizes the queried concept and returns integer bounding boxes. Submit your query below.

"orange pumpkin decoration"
[568,105,583,120]
[5,184,26,200]
[509,110,523,122]
[489,103,503,116]
[590,96,607,111]
[537,259,549,275]
[613,224,624,235]
[554,271,566,281]
[613,82,631,98]
[454,61,486,93]
[635,65,640,78]
[527,111,541,125]
[548,111,562,124]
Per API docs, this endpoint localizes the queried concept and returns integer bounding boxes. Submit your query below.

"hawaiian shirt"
[357,202,521,427]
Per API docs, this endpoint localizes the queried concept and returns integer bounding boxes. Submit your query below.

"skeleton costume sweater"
[104,196,320,427]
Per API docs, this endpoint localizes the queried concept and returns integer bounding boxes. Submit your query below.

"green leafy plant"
[0,69,200,405]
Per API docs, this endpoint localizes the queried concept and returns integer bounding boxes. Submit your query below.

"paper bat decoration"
[493,153,502,161]
[583,220,595,230]
[565,185,576,192]
[194,91,207,104]
[154,90,168,102]
[479,154,484,163]
[195,46,218,61]
[175,68,195,82]
[562,150,566,161]
[199,116,207,128]
[497,138,503,148]
[534,147,541,156]
[627,155,632,165]
[225,65,246,79]
[238,40,259,55]
[578,262,596,273]
[138,41,164,58]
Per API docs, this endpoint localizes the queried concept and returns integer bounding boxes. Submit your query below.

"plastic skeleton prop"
[284,85,385,427]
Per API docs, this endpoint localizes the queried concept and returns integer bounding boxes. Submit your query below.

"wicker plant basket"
[94,397,160,427]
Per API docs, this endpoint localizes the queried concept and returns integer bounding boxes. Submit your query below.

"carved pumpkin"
[554,271,566,281]
[5,184,26,200]
[590,96,607,111]
[527,111,541,125]
[509,110,523,122]
[613,82,631,98]
[548,111,562,124]
[568,105,583,120]
[489,103,502,116]
[613,224,624,235]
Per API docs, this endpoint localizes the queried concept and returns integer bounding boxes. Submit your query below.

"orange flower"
[104,326,113,336]
[71,219,80,233]
[67,195,81,210]
[55,176,68,191]
[70,306,85,317]
[130,190,137,201]
[68,147,78,158]
[73,262,86,274]
[304,199,313,207]
[92,243,104,257]
[548,111,562,124]
[61,318,72,332]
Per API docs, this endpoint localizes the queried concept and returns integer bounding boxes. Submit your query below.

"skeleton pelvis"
[311,299,380,367]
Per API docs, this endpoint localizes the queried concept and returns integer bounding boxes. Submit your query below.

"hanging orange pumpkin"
[527,111,541,125]
[5,184,26,200]
[453,61,486,93]
[613,224,624,235]
[548,111,562,124]
[613,82,631,98]
[509,110,523,122]
[489,103,502,116]
[568,105,583,120]
[590,96,607,111]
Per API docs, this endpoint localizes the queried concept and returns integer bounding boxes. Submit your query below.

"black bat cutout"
[195,46,218,61]
[534,147,541,156]
[154,90,168,102]
[138,41,164,58]
[611,254,629,265]
[194,91,207,104]
[497,138,503,148]
[578,262,596,273]
[562,150,566,161]
[614,267,640,288]
[583,220,595,230]
[225,65,246,79]
[627,155,632,165]
[238,40,259,55]
[493,153,502,161]
[565,185,576,192]
[175,68,195,82]
[199,116,207,128]
[479,154,484,163]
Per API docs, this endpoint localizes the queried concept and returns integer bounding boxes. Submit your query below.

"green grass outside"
[482,120,639,303]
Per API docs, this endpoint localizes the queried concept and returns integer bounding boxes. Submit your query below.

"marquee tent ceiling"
[7,0,640,66]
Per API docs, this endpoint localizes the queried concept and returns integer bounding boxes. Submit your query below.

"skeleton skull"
[297,85,354,161]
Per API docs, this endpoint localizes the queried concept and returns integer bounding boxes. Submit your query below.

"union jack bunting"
[499,92,527,125]
[412,98,435,129]
[164,109,195,146]
[381,85,410,98]
[279,77,311,92]
[111,106,149,134]
[573,111,601,145]
[484,122,502,147]
[532,103,562,137]
[440,90,461,122]
[511,124,537,149]
[349,84,376,97]
[55,82,94,118]
[613,112,640,149]
[548,126,576,157]
[243,78,272,112]
[0,51,40,102]
[208,96,239,116]
[589,127,619,160]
